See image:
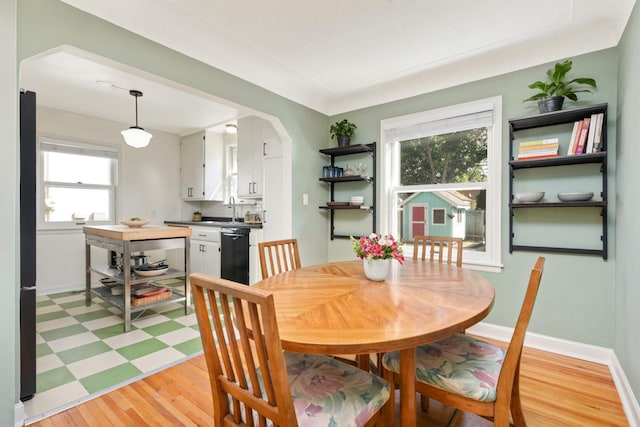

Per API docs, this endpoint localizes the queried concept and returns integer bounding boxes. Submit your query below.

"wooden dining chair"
[258,238,302,279]
[190,272,391,427]
[382,256,545,426]
[413,235,464,267]
[258,238,370,369]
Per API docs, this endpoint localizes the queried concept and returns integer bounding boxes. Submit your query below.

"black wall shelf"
[508,104,608,259]
[319,143,376,240]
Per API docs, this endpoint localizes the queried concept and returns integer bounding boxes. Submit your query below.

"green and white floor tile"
[24,279,204,423]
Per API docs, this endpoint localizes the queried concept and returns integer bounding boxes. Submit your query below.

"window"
[380,97,502,270]
[39,137,118,229]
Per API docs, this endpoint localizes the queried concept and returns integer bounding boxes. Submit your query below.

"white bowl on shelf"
[557,192,594,202]
[515,192,545,203]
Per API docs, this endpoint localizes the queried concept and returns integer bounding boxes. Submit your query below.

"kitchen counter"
[164,219,262,229]
[84,224,191,332]
[84,224,192,240]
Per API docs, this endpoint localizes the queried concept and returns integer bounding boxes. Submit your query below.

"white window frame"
[379,96,503,272]
[38,136,119,230]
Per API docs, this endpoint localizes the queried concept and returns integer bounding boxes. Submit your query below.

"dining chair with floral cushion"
[382,256,545,426]
[258,238,302,279]
[190,272,391,426]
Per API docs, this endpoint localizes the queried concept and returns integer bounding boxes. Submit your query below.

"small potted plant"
[330,119,357,147]
[350,233,405,281]
[523,59,597,113]
[192,211,202,222]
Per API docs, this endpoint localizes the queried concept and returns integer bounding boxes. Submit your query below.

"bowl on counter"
[515,192,545,203]
[120,218,150,228]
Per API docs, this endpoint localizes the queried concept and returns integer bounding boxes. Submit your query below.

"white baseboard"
[15,401,24,427]
[467,322,640,426]
[610,353,640,427]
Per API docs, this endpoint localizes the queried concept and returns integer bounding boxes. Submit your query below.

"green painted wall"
[0,1,18,424]
[16,0,332,267]
[616,1,640,405]
[330,49,618,348]
[5,1,637,423]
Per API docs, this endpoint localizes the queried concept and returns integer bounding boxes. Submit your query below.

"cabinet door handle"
[202,244,206,253]
[248,183,252,194]
[262,210,267,224]
[263,142,267,156]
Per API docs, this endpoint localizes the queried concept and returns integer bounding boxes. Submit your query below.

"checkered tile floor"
[23,279,203,423]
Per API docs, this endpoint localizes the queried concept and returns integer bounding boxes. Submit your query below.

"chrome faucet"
[229,196,237,222]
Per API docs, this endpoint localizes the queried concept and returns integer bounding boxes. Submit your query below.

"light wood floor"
[28,341,628,426]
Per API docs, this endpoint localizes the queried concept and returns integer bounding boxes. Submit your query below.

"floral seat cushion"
[253,351,390,427]
[382,333,506,402]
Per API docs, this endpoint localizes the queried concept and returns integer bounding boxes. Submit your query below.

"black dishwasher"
[220,227,250,285]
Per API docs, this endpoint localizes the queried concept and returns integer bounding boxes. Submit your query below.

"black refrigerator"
[20,90,37,401]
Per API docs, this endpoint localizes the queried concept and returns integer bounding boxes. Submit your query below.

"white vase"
[363,258,390,281]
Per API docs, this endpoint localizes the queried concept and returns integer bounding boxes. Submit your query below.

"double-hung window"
[380,97,502,270]
[39,137,118,229]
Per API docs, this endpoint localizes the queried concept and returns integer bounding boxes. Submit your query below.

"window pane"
[399,128,488,185]
[43,151,112,185]
[396,189,486,253]
[44,187,112,222]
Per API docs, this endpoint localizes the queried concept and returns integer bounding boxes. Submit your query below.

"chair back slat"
[191,273,298,426]
[259,239,302,279]
[413,235,463,267]
[497,256,545,397]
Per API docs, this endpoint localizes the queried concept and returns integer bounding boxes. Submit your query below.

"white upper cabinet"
[180,130,224,201]
[237,116,282,198]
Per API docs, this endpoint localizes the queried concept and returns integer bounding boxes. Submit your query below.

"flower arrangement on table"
[350,233,405,264]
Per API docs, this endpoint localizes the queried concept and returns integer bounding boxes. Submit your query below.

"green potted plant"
[192,210,202,222]
[330,119,357,147]
[523,59,597,113]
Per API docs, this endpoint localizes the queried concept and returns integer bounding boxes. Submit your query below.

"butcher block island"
[84,225,192,332]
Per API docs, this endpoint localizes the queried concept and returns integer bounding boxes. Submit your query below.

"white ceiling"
[20,0,636,137]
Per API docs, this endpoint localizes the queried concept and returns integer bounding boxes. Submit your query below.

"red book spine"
[574,118,591,154]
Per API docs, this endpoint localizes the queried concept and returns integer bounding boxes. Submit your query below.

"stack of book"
[517,138,559,160]
[566,113,605,155]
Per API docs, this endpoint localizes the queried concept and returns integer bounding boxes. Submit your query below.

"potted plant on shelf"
[330,119,357,147]
[192,211,202,222]
[523,59,597,113]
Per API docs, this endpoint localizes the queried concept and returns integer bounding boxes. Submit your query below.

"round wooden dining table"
[254,258,495,426]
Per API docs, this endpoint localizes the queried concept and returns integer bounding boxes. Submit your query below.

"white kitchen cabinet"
[249,228,263,285]
[180,130,224,201]
[261,156,284,241]
[237,117,283,198]
[190,227,221,277]
[237,117,263,198]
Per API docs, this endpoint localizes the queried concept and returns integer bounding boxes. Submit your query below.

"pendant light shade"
[122,90,152,148]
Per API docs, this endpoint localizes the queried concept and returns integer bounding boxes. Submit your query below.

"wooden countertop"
[83,224,192,241]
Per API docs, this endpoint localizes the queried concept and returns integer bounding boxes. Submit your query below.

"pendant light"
[121,89,152,148]
[225,123,237,134]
